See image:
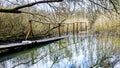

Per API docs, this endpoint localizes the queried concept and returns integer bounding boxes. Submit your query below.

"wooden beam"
[0,36,69,49]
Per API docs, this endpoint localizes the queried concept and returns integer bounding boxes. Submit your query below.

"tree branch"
[0,8,22,13]
[0,0,63,13]
[89,0,120,14]
[13,0,63,10]
[89,0,112,10]
[109,0,119,14]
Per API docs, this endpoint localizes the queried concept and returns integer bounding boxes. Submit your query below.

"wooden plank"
[0,36,69,49]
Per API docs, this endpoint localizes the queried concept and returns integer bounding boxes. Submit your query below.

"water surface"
[0,35,120,68]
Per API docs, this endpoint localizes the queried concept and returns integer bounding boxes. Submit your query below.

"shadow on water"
[0,43,49,62]
[0,34,120,68]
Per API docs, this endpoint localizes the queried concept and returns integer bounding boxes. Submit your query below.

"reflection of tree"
[49,48,72,68]
[0,47,47,68]
[48,39,72,68]
[50,53,61,68]
[0,62,7,68]
[90,55,112,68]
[90,55,120,68]
[12,53,47,68]
[64,35,120,68]
[89,35,120,68]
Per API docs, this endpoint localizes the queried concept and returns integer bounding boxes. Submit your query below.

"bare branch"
[89,0,111,10]
[89,0,120,14]
[109,0,119,14]
[0,8,22,13]
[0,0,63,13]
[13,0,63,10]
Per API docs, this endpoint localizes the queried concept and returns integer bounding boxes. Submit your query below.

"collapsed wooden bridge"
[25,20,90,40]
[0,20,90,55]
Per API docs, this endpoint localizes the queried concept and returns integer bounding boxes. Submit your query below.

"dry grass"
[93,13,120,34]
[0,13,28,41]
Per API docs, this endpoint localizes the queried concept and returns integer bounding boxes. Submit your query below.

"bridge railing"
[26,20,90,40]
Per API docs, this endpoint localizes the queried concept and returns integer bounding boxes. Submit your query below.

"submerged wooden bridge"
[0,36,68,49]
[0,36,69,55]
[0,20,90,55]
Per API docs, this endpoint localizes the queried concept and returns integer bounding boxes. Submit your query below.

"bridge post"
[79,23,80,32]
[67,24,69,35]
[73,23,75,36]
[76,23,78,34]
[58,23,61,37]
[25,20,34,40]
[49,23,51,38]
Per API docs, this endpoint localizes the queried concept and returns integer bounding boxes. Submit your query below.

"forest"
[0,0,120,42]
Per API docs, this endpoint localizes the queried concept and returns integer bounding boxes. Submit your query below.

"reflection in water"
[0,35,120,68]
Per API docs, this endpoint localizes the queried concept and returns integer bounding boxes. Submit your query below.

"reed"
[93,14,120,34]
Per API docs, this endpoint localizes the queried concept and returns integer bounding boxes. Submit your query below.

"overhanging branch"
[89,0,111,10]
[0,9,22,13]
[109,0,119,14]
[13,0,63,10]
[0,0,63,13]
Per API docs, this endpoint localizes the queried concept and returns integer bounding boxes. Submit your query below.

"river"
[0,34,120,68]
